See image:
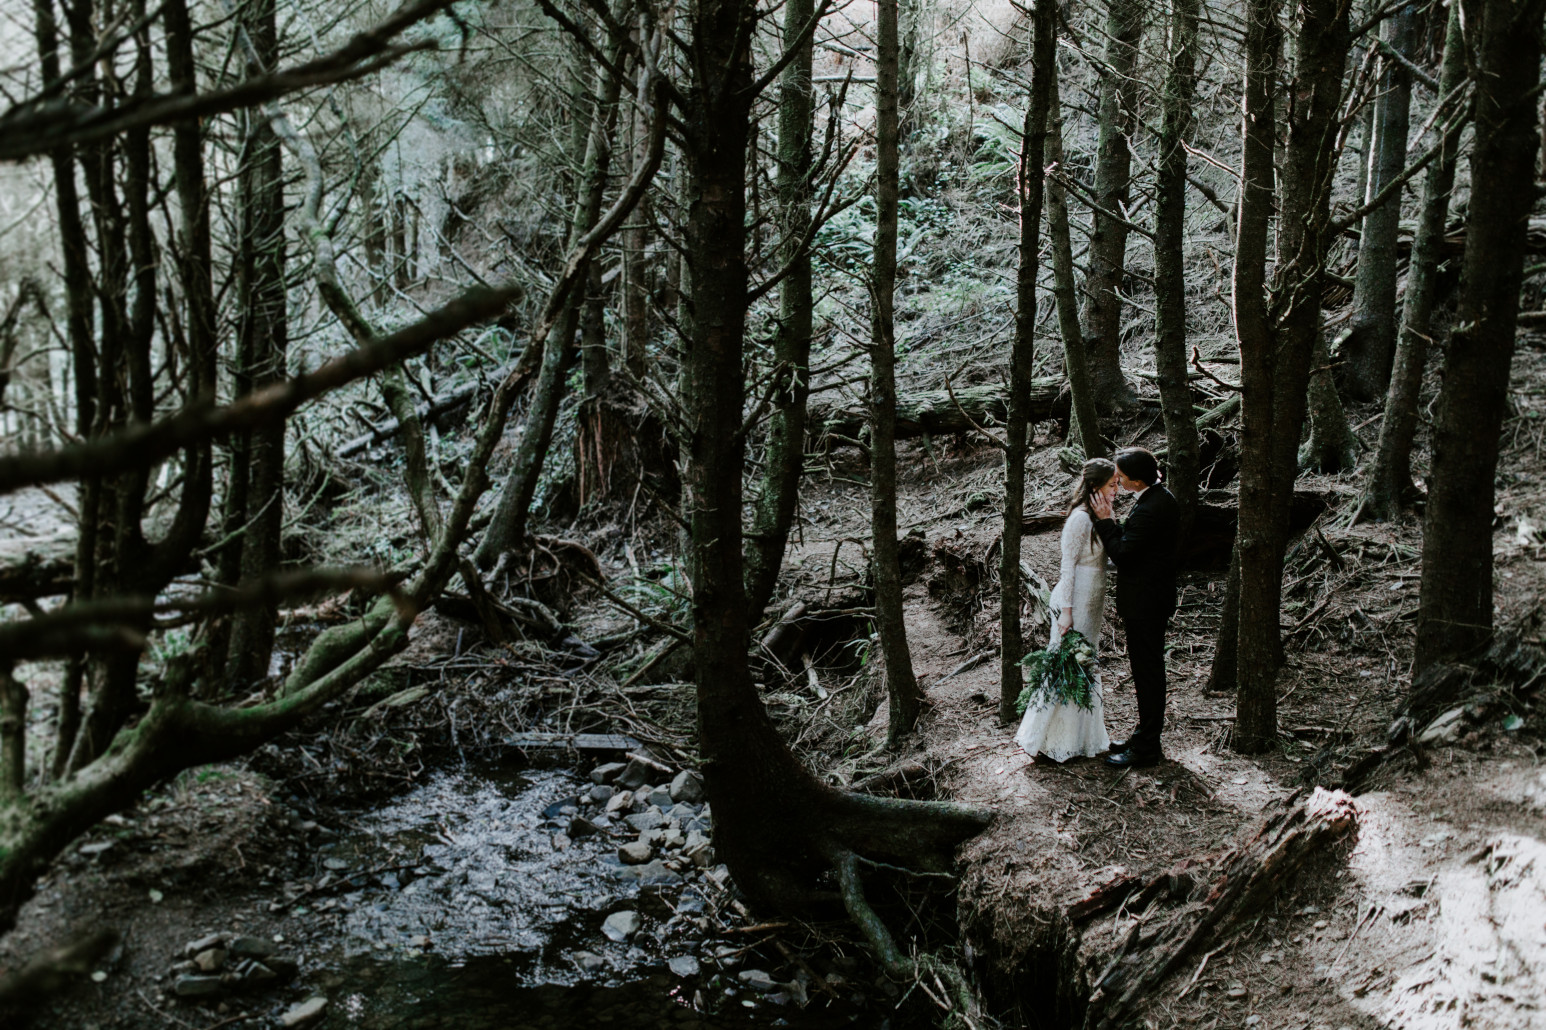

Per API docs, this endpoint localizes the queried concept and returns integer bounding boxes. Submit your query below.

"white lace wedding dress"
[1013,507,1112,761]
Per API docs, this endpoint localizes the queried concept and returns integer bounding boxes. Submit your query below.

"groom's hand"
[1090,492,1114,521]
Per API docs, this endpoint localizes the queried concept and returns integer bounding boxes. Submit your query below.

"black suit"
[1093,485,1180,755]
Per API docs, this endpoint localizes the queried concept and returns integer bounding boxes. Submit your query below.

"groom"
[1089,447,1180,768]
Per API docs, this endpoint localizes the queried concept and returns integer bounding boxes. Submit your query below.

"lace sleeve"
[1057,510,1087,602]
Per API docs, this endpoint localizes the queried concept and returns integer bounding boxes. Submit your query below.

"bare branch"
[0,0,460,162]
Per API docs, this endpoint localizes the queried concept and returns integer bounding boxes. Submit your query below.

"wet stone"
[588,784,615,804]
[185,933,226,957]
[739,969,777,991]
[617,760,654,790]
[193,947,226,973]
[602,910,643,941]
[626,810,665,832]
[628,860,684,886]
[236,959,279,985]
[591,762,627,785]
[280,996,328,1027]
[648,787,675,809]
[173,974,224,998]
[264,956,300,979]
[669,955,701,978]
[571,950,607,974]
[604,791,634,816]
[568,816,601,838]
[670,771,706,804]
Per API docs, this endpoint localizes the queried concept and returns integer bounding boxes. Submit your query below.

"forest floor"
[5,349,1546,1030]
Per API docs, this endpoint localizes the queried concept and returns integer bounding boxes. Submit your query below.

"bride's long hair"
[1069,458,1118,536]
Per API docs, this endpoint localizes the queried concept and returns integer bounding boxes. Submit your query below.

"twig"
[1324,904,1382,981]
[573,570,691,644]
[1177,944,1226,999]
[944,367,1006,450]
[1191,346,1241,392]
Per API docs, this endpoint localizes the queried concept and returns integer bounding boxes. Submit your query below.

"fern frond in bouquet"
[1015,629,1098,715]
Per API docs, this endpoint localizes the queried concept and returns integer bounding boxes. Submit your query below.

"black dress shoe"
[1104,748,1161,769]
[1108,730,1142,752]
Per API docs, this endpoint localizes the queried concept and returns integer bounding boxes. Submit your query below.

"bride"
[1014,457,1117,762]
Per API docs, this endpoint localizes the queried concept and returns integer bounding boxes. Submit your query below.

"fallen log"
[1088,787,1359,1029]
[335,361,527,458]
[0,532,74,602]
[808,378,1068,447]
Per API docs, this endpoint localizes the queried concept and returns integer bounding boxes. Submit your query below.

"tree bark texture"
[1152,0,1202,539]
[1343,5,1416,401]
[223,0,289,692]
[744,0,816,620]
[1363,1,1466,521]
[1301,318,1359,473]
[1046,71,1104,459]
[1079,0,1144,412]
[476,33,625,568]
[872,0,923,744]
[1414,0,1545,673]
[1234,0,1348,754]
[677,0,992,921]
[999,0,1054,724]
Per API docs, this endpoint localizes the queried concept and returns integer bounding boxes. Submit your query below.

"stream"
[290,759,892,1029]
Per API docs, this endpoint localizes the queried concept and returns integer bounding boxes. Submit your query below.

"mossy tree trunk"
[675,0,992,937]
[1152,0,1202,538]
[1342,4,1416,401]
[1415,0,1545,673]
[999,0,1054,724]
[872,0,923,744]
[476,15,627,568]
[1235,0,1349,753]
[222,0,289,693]
[1046,71,1104,460]
[1079,0,1144,412]
[1363,1,1466,521]
[744,0,816,620]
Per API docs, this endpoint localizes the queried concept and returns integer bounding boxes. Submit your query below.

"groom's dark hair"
[1114,446,1161,486]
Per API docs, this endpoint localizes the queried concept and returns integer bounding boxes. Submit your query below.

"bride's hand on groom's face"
[1090,491,1114,520]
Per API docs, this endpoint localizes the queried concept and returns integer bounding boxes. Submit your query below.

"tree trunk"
[1342,5,1416,401]
[1234,0,1349,754]
[1205,548,1240,693]
[1414,0,1545,673]
[1152,0,1202,539]
[621,92,651,382]
[33,0,94,777]
[1079,0,1143,412]
[744,0,816,620]
[999,0,1054,724]
[872,0,923,744]
[680,2,991,921]
[1046,71,1103,459]
[224,0,288,692]
[1300,318,1359,472]
[1363,0,1466,521]
[476,34,625,568]
[580,252,609,397]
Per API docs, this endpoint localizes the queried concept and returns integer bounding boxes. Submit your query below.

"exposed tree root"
[1086,787,1358,1028]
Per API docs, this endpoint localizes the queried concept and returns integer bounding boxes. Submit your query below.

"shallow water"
[304,762,873,1029]
[320,957,861,1029]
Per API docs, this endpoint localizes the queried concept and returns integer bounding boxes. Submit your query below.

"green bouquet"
[1015,629,1097,715]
